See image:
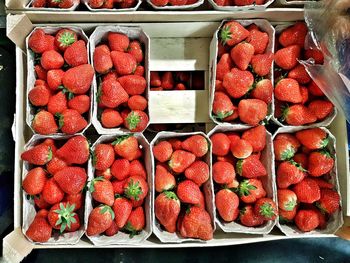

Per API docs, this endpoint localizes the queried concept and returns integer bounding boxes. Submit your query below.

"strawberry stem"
[124,179,142,201]
[53,202,77,233]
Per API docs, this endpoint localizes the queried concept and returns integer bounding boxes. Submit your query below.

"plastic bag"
[302,0,350,122]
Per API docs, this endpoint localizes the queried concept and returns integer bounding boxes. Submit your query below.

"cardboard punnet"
[208,0,274,11]
[146,0,204,10]
[81,0,142,12]
[207,126,277,234]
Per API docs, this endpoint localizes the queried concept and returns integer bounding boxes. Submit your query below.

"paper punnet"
[274,126,344,236]
[85,133,152,245]
[90,25,150,135]
[209,19,275,128]
[22,134,87,245]
[81,0,142,12]
[146,0,204,10]
[208,0,274,11]
[26,26,92,135]
[25,0,79,11]
[150,131,216,243]
[207,126,277,234]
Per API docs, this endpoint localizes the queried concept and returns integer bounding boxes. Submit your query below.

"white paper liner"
[90,25,150,135]
[208,0,274,11]
[146,0,204,10]
[273,126,344,236]
[209,19,275,128]
[81,0,142,12]
[26,26,93,135]
[84,133,152,245]
[272,23,337,127]
[25,0,79,11]
[150,131,216,243]
[22,134,87,245]
[207,126,277,234]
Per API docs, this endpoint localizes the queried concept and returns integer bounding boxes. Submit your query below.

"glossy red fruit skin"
[215,189,239,222]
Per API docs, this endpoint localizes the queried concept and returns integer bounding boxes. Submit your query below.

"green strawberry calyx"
[219,26,232,45]
[124,179,142,201]
[236,160,243,176]
[99,204,115,221]
[53,202,77,233]
[258,202,276,219]
[319,138,329,148]
[289,160,307,172]
[283,200,297,211]
[47,147,53,162]
[55,113,65,130]
[281,147,295,161]
[164,191,179,201]
[319,150,333,159]
[280,104,290,123]
[315,202,328,214]
[238,180,257,197]
[112,134,133,145]
[123,221,140,238]
[89,176,105,193]
[59,85,74,100]
[58,31,76,48]
[126,111,141,131]
[239,207,247,216]
[213,110,233,120]
[279,215,292,224]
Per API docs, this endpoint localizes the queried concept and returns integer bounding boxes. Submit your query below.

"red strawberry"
[295,209,319,232]
[48,202,78,233]
[176,180,201,205]
[273,133,300,160]
[251,53,273,76]
[155,191,181,233]
[47,69,64,91]
[230,42,254,70]
[34,79,48,88]
[128,95,147,111]
[54,167,87,195]
[288,64,311,84]
[308,151,334,177]
[112,179,127,195]
[254,197,278,220]
[238,179,266,204]
[34,194,50,209]
[93,44,113,74]
[113,197,132,228]
[68,95,90,114]
[96,168,112,181]
[124,110,149,132]
[32,110,58,135]
[89,0,104,8]
[181,135,208,157]
[93,144,115,171]
[275,78,302,103]
[47,156,67,175]
[282,104,317,126]
[150,72,162,86]
[113,135,139,161]
[295,128,328,150]
[317,189,340,214]
[308,81,324,96]
[247,28,269,54]
[220,21,249,46]
[42,178,64,205]
[29,85,51,106]
[277,161,306,189]
[313,178,334,189]
[212,161,235,184]
[227,133,242,147]
[118,75,146,95]
[234,0,254,6]
[300,86,309,104]
[101,109,123,128]
[184,161,209,186]
[56,135,89,165]
[279,206,297,223]
[105,221,119,236]
[47,91,67,115]
[22,167,47,195]
[57,0,74,8]
[124,175,148,201]
[168,139,182,151]
[124,207,145,236]
[212,91,237,121]
[64,40,88,67]
[128,40,143,63]
[41,50,64,70]
[210,133,231,156]
[274,45,301,70]
[151,0,169,6]
[87,205,115,236]
[129,160,146,179]
[239,205,264,227]
[304,49,324,64]
[216,53,232,81]
[242,125,266,152]
[42,138,57,154]
[29,29,50,54]
[293,153,308,169]
[293,178,320,204]
[90,177,115,206]
[161,72,174,90]
[134,66,144,77]
[62,64,94,94]
[54,29,77,51]
[279,22,308,48]
[168,150,196,173]
[153,141,173,163]
[236,155,267,178]
[108,32,129,52]
[35,209,49,219]
[155,164,176,193]
[64,193,83,211]
[230,139,253,159]
[215,189,239,222]
[26,217,52,242]
[238,99,268,126]
[308,100,334,120]
[57,109,87,134]
[21,144,52,165]
[223,68,254,98]
[99,78,129,108]
[168,0,187,4]
[110,158,130,181]
[180,206,213,240]
[110,51,136,76]
[277,189,297,211]
[35,65,47,80]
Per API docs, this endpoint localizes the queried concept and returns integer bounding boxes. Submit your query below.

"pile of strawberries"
[274,22,334,126]
[213,0,267,7]
[28,28,93,135]
[93,32,149,132]
[22,136,89,242]
[210,126,277,227]
[31,0,76,8]
[153,134,214,240]
[150,71,204,91]
[214,21,273,126]
[89,0,138,9]
[151,0,199,7]
[86,135,148,237]
[274,128,340,232]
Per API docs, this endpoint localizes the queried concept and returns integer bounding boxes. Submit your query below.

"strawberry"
[161,72,174,90]
[184,161,209,186]
[124,110,149,132]
[68,95,90,114]
[215,80,224,91]
[210,133,231,156]
[293,153,308,169]
[238,99,268,126]
[215,189,239,222]
[128,40,143,63]
[64,193,83,211]
[42,138,57,154]
[251,53,273,77]
[273,133,300,160]
[87,205,115,236]
[277,189,297,211]
[105,221,119,236]
[181,135,208,157]
[54,167,87,195]
[223,68,254,98]
[234,0,254,6]
[90,177,115,206]
[313,178,334,189]
[112,179,127,195]
[236,155,267,178]
[230,42,254,71]
[293,178,320,204]
[57,109,88,134]
[317,189,340,214]
[29,29,50,54]
[150,72,162,86]
[295,209,319,232]
[168,0,187,4]
[129,160,146,179]
[62,64,94,94]
[28,85,51,107]
[113,197,132,228]
[212,91,237,121]
[34,65,47,80]
[279,207,297,223]
[308,81,324,96]
[287,64,311,84]
[254,197,277,220]
[110,51,136,76]
[300,86,309,104]
[282,104,317,126]
[47,91,67,115]
[308,151,334,177]
[128,95,147,111]
[47,69,64,91]
[26,217,52,242]
[118,75,146,95]
[216,53,232,81]
[32,110,58,135]
[56,135,89,165]
[168,139,182,150]
[238,179,266,204]
[151,0,169,6]
[110,158,130,181]
[212,161,235,184]
[108,32,129,52]
[41,50,64,70]
[99,78,129,108]
[34,80,48,89]
[168,150,196,173]
[179,206,213,240]
[113,135,139,161]
[35,209,49,219]
[246,27,269,54]
[276,161,306,189]
[134,66,144,76]
[64,40,88,67]
[124,175,148,201]
[274,45,301,70]
[153,141,173,163]
[155,191,180,233]
[155,164,176,193]
[93,45,113,74]
[57,0,74,8]
[21,143,52,165]
[124,207,145,236]
[54,29,77,51]
[22,167,47,195]
[42,178,64,205]
[239,205,264,227]
[242,125,266,152]
[96,168,112,181]
[93,144,115,171]
[176,179,201,205]
[278,22,308,48]
[295,128,328,150]
[275,78,302,103]
[101,109,123,128]
[89,0,104,7]
[304,49,324,64]
[308,100,334,120]
[34,195,50,209]
[220,21,249,46]
[48,202,78,233]
[47,156,67,175]
[230,139,253,159]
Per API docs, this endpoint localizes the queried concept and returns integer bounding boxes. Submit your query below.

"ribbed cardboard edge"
[81,0,142,12]
[146,0,204,10]
[24,0,79,11]
[208,0,274,11]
